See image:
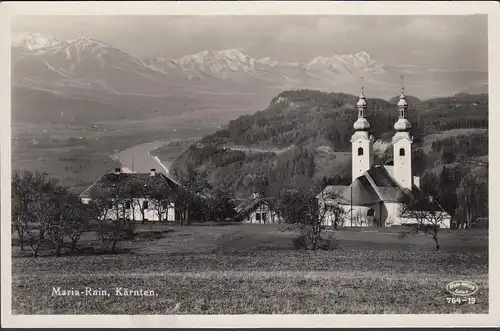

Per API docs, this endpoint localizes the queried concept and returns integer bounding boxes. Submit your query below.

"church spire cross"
[360,76,365,98]
[354,79,370,131]
[356,77,367,119]
[394,75,411,131]
[397,75,408,119]
[400,75,405,97]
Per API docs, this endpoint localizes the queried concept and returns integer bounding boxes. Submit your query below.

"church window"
[358,147,363,156]
[399,148,405,156]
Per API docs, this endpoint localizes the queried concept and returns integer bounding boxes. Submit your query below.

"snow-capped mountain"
[307,51,386,75]
[11,33,488,99]
[12,32,65,51]
[12,34,188,95]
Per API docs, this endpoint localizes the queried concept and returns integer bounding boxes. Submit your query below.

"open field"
[11,225,488,314]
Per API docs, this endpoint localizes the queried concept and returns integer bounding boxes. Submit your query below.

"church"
[317,86,451,228]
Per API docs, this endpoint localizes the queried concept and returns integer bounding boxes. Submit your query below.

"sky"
[11,15,488,71]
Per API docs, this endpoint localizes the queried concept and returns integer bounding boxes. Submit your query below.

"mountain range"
[11,32,488,124]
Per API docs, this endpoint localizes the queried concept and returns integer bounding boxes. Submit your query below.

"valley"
[10,33,489,200]
[12,116,224,194]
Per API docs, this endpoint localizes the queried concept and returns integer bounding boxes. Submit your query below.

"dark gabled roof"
[80,172,180,199]
[236,197,266,215]
[408,196,448,213]
[319,177,381,206]
[338,175,382,205]
[235,195,276,219]
[318,165,420,205]
[366,166,399,188]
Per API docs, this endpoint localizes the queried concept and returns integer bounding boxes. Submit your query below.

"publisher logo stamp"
[446,281,478,297]
[445,281,478,305]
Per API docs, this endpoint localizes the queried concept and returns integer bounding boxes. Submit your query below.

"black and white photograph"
[1,1,498,328]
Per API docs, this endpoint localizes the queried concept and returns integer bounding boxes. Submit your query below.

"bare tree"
[11,170,31,251]
[317,187,346,230]
[202,185,237,222]
[398,195,450,251]
[455,160,488,229]
[149,184,174,222]
[64,195,93,254]
[172,167,211,225]
[278,180,343,250]
[90,185,136,254]
[12,171,63,257]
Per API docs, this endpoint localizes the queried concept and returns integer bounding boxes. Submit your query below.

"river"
[110,140,172,175]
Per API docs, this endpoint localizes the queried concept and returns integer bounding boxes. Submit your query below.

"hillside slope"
[170,90,488,198]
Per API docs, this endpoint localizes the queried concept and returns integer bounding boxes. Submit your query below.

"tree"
[398,195,450,251]
[317,186,346,230]
[11,170,31,251]
[202,184,237,222]
[455,162,488,229]
[90,185,136,254]
[46,187,73,257]
[277,179,342,250]
[65,200,93,253]
[172,167,212,225]
[12,170,63,257]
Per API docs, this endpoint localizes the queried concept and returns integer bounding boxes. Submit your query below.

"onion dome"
[354,117,371,131]
[397,93,408,107]
[394,118,412,131]
[394,88,411,131]
[354,86,370,131]
[357,93,367,107]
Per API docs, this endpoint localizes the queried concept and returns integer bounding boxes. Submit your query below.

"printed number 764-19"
[446,297,476,304]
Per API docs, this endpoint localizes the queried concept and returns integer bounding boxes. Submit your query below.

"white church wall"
[399,214,451,228]
[351,132,374,182]
[242,203,282,224]
[383,202,402,226]
[413,176,421,189]
[383,202,451,228]
[393,132,413,190]
[320,202,382,227]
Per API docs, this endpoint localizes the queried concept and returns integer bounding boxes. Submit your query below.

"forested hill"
[171,89,488,199]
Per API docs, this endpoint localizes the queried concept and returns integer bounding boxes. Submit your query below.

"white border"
[1,1,499,328]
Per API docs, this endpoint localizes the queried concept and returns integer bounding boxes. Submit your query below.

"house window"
[125,201,131,209]
[255,213,261,222]
[358,147,363,156]
[162,201,170,209]
[143,201,149,209]
[399,148,405,156]
[107,201,113,209]
[261,212,267,223]
[367,208,375,217]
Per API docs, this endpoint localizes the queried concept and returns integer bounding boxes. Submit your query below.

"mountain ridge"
[167,89,488,198]
[12,32,488,100]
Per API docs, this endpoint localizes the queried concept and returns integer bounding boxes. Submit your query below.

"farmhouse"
[80,168,184,222]
[317,87,451,228]
[235,193,282,224]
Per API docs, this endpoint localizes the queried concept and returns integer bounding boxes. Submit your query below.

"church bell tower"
[351,84,374,182]
[392,82,413,190]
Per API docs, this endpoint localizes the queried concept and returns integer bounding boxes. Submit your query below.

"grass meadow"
[11,224,488,314]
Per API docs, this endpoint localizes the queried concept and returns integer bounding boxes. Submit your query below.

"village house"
[235,193,282,224]
[317,87,451,228]
[80,168,185,222]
